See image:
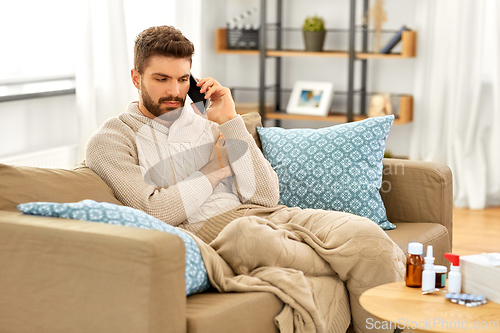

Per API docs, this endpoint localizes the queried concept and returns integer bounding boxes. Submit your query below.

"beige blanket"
[190,207,406,333]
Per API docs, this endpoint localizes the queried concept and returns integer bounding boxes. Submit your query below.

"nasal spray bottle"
[422,245,435,293]
[445,253,461,293]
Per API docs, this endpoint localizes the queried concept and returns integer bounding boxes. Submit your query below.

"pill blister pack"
[445,293,488,307]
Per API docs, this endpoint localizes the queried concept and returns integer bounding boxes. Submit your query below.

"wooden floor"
[452,206,500,255]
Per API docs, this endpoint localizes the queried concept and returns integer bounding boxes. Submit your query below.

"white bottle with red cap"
[445,253,461,293]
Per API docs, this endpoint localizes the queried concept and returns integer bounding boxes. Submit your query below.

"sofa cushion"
[17,199,210,296]
[386,222,451,267]
[0,163,122,212]
[186,291,283,333]
[257,115,395,230]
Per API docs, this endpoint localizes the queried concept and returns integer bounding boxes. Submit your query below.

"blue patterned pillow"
[257,115,395,230]
[17,200,210,295]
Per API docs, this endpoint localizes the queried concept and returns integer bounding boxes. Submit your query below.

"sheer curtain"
[76,0,137,160]
[410,0,500,209]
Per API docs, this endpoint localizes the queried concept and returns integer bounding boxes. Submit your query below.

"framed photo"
[286,81,334,117]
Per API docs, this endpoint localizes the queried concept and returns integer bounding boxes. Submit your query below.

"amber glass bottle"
[406,242,424,287]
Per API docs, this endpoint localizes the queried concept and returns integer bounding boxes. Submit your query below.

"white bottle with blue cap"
[422,245,436,293]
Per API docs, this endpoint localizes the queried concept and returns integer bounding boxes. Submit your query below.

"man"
[86,25,280,237]
[86,26,405,333]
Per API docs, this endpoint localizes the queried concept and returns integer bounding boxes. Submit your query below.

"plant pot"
[303,31,326,52]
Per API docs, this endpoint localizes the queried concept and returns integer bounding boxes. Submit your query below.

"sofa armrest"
[0,211,186,333]
[380,158,453,235]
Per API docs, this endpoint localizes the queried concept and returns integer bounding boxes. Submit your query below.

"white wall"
[124,0,177,69]
[201,0,418,158]
[200,0,230,80]
[0,95,78,158]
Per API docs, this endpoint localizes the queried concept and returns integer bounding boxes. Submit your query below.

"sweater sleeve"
[218,116,280,207]
[85,120,213,226]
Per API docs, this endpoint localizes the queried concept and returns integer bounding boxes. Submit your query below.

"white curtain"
[76,0,137,160]
[410,0,500,209]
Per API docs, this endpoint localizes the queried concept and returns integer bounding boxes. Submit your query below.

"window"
[0,0,80,83]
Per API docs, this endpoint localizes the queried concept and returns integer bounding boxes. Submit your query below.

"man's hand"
[200,138,234,189]
[197,77,237,125]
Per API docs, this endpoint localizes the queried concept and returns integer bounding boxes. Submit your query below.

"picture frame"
[286,80,334,117]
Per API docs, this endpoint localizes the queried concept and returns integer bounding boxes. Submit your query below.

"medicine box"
[461,253,500,304]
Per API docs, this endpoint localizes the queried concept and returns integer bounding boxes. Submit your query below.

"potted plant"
[302,15,326,52]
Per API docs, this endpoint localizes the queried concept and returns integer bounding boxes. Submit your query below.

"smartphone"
[188,74,207,115]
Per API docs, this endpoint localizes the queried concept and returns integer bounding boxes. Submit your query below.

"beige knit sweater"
[85,102,280,233]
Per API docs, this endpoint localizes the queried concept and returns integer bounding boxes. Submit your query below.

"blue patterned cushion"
[257,115,395,230]
[17,200,210,295]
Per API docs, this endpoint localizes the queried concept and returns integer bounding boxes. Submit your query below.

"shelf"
[235,95,413,125]
[215,29,416,58]
[264,113,411,125]
[266,50,353,58]
[265,112,367,122]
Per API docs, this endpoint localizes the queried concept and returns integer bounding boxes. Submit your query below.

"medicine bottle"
[444,253,462,293]
[421,245,436,293]
[434,265,447,288]
[406,242,423,287]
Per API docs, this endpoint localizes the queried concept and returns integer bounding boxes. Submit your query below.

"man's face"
[132,55,191,119]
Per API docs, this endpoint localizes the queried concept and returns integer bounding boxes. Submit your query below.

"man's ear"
[131,69,141,90]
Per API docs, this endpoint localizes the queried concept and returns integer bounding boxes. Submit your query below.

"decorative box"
[226,28,259,50]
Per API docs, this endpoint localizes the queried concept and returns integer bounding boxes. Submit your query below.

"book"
[380,26,409,54]
[461,253,500,304]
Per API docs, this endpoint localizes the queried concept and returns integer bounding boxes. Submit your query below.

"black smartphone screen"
[188,74,207,115]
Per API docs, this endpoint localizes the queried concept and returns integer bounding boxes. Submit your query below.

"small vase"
[303,31,326,52]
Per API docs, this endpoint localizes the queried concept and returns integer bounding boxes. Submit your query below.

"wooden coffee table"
[360,281,500,332]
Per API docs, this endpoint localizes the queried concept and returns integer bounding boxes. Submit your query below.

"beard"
[141,81,185,120]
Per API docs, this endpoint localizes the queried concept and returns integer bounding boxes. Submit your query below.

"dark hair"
[134,26,194,74]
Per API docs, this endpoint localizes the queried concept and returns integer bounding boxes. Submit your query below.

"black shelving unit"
[216,0,415,125]
[259,0,370,123]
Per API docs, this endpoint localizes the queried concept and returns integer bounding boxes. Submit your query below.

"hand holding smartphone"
[189,75,237,125]
[188,74,207,115]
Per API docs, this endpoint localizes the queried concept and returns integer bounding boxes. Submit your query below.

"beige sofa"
[0,134,453,333]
